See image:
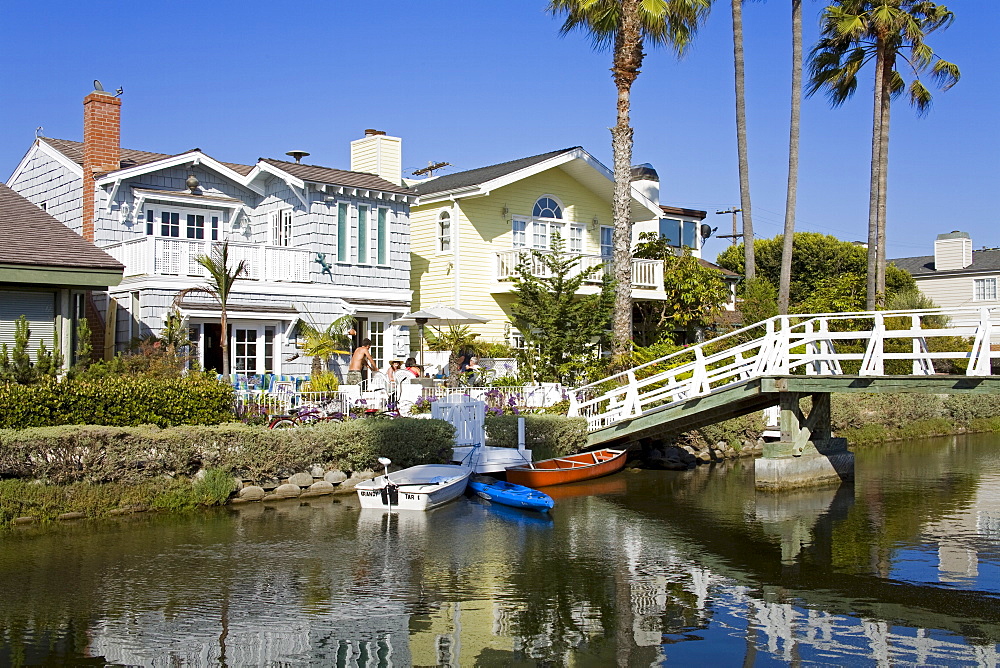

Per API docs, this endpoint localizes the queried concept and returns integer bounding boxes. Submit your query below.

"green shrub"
[683,412,765,450]
[0,375,234,428]
[830,393,946,432]
[0,419,456,485]
[944,394,1000,426]
[485,414,588,460]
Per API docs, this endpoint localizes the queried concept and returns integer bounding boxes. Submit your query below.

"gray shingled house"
[0,183,123,364]
[7,86,416,377]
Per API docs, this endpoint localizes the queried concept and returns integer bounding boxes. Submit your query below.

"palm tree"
[297,314,355,378]
[549,0,710,360]
[731,0,755,280]
[808,0,959,309]
[778,0,802,314]
[174,240,248,376]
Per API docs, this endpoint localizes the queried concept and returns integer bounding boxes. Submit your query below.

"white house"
[7,87,417,378]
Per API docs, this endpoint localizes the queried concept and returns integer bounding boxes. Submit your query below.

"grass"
[0,468,236,526]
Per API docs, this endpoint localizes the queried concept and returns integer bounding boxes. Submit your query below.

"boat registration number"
[359,491,382,498]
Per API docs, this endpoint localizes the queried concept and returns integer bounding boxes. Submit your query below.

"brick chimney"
[82,89,121,241]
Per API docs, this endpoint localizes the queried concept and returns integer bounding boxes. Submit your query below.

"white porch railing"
[569,307,1000,431]
[104,238,312,282]
[495,250,663,289]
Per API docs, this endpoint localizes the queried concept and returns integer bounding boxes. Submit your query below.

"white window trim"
[973,277,997,302]
[336,202,351,264]
[600,225,614,258]
[438,210,454,255]
[532,194,566,220]
[269,208,293,247]
[143,204,227,241]
[513,214,566,251]
[376,207,391,266]
[357,204,370,265]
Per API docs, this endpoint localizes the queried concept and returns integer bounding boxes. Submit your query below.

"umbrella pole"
[417,318,428,370]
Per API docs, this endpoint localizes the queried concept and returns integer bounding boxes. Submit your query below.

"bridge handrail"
[570,306,999,427]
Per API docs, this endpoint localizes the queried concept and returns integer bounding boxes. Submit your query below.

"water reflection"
[0,434,999,666]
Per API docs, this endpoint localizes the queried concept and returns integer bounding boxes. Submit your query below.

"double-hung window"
[974,278,997,301]
[512,218,526,248]
[600,226,613,258]
[377,208,389,265]
[357,205,369,264]
[270,209,292,247]
[439,211,452,252]
[514,196,566,251]
[337,203,349,262]
[569,225,584,253]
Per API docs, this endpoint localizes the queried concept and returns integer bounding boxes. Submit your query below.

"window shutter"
[0,291,57,355]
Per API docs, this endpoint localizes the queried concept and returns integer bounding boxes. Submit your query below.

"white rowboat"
[355,464,473,511]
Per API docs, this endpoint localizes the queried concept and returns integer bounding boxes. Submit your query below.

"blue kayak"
[469,475,554,512]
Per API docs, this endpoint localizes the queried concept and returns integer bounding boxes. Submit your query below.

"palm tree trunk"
[866,43,885,310]
[732,0,755,280]
[220,307,229,376]
[875,52,892,307]
[610,0,643,359]
[778,0,802,315]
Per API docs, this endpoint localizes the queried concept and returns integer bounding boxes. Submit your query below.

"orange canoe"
[505,448,628,488]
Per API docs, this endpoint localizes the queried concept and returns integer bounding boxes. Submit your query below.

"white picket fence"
[569,307,1000,432]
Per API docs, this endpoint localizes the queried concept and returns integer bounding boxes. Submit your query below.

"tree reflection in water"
[0,434,998,665]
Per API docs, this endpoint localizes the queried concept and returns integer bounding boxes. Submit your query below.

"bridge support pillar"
[755,392,854,490]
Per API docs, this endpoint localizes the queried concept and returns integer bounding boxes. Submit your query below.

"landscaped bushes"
[0,419,456,484]
[485,414,588,460]
[0,376,234,428]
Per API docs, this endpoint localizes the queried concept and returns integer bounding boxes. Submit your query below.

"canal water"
[1,434,999,667]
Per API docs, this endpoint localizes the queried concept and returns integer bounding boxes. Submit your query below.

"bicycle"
[268,398,345,429]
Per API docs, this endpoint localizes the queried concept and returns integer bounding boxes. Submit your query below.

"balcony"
[104,237,312,282]
[495,249,663,290]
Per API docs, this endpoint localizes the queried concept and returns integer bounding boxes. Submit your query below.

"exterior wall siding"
[411,167,618,343]
[7,151,84,234]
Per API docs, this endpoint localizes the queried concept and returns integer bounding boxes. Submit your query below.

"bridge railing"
[570,307,999,431]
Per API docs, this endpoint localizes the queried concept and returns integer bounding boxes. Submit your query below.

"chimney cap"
[285,150,311,164]
[936,231,970,241]
[364,129,387,136]
[630,163,659,182]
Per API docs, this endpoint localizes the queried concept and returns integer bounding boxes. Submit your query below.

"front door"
[203,323,223,373]
[231,324,277,376]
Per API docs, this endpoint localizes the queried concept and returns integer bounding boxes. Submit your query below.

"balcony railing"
[104,238,312,282]
[495,249,663,289]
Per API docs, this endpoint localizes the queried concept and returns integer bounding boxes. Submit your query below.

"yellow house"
[405,147,690,345]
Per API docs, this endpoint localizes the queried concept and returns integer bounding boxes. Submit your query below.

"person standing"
[347,338,378,386]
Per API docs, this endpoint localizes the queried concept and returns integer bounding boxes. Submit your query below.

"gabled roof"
[0,183,123,271]
[891,250,1000,276]
[32,138,406,196]
[408,146,663,220]
[409,148,576,197]
[259,158,410,195]
[698,258,740,278]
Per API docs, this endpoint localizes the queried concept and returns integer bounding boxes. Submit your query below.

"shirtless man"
[347,338,378,385]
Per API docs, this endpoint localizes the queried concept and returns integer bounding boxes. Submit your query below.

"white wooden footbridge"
[568,307,1000,487]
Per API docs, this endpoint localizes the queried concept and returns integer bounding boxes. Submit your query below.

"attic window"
[532,196,562,220]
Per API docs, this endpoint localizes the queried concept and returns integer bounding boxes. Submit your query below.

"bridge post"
[755,391,854,491]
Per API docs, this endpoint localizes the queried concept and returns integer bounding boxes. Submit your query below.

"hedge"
[0,376,234,428]
[0,418,456,484]
[485,414,588,460]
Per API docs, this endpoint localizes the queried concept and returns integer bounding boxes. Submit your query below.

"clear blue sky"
[1,1,996,263]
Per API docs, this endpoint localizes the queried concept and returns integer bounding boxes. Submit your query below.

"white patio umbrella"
[391,306,489,366]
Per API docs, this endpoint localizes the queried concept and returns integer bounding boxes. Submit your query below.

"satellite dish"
[93,79,104,92]
[700,224,717,239]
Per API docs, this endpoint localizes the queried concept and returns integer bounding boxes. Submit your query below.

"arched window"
[532,196,563,220]
[438,210,451,252]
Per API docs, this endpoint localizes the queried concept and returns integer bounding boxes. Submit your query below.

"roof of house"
[698,258,740,277]
[259,158,410,195]
[41,138,407,193]
[408,148,579,197]
[891,249,1000,276]
[43,137,256,176]
[661,205,708,220]
[0,183,123,270]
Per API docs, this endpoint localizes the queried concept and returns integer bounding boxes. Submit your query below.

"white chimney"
[350,129,402,186]
[630,163,659,206]
[934,231,972,271]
